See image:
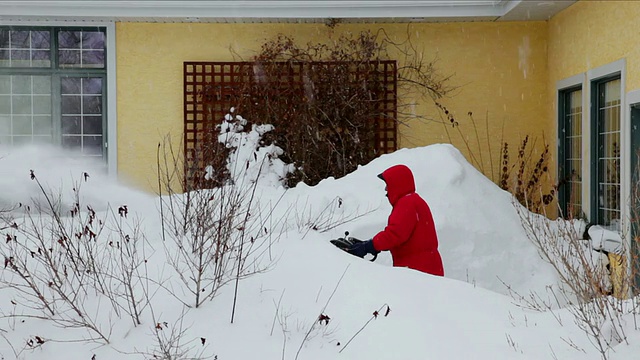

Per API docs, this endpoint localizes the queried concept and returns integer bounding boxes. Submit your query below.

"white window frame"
[556,59,627,231]
[0,20,118,178]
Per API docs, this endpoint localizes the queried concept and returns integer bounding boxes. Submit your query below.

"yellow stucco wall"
[116,21,549,192]
[548,0,640,94]
[546,0,640,216]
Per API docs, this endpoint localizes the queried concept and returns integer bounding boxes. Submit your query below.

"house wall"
[548,0,640,222]
[548,0,640,94]
[115,21,548,192]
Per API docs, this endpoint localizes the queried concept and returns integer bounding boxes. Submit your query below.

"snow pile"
[281,144,559,296]
[0,135,636,360]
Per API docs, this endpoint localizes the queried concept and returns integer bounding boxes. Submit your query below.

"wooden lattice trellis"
[183,61,397,189]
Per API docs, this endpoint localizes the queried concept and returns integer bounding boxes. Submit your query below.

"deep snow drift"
[0,142,637,360]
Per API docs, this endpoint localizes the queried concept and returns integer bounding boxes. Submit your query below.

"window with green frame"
[0,26,107,158]
[591,76,621,230]
[558,86,583,219]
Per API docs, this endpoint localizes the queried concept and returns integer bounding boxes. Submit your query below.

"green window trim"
[558,85,583,219]
[0,26,108,159]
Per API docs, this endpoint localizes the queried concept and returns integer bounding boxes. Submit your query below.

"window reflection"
[0,26,105,157]
[58,31,105,68]
[10,31,30,48]
[597,78,621,229]
[0,29,51,67]
[61,77,103,156]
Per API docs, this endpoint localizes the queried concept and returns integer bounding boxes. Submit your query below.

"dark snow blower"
[330,231,378,262]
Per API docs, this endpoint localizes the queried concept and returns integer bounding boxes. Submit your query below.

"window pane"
[10,31,30,49]
[597,78,621,228]
[0,96,9,113]
[32,50,50,67]
[83,96,102,114]
[605,79,621,105]
[33,95,51,114]
[33,115,52,135]
[12,115,33,135]
[58,30,105,68]
[83,78,102,94]
[82,51,104,67]
[83,135,103,156]
[83,32,105,50]
[58,31,81,49]
[12,96,31,114]
[0,30,8,48]
[561,88,583,218]
[12,75,31,94]
[0,75,52,145]
[31,31,50,49]
[62,135,81,149]
[32,76,51,94]
[62,95,81,114]
[10,50,31,67]
[0,30,51,68]
[0,115,10,134]
[62,116,81,135]
[61,77,81,94]
[59,50,81,67]
[83,116,102,135]
[0,75,9,93]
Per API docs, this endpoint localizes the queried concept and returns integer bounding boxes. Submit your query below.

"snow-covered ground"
[0,129,639,359]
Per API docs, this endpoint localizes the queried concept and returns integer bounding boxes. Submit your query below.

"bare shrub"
[102,207,152,326]
[0,171,151,344]
[157,117,287,312]
[139,307,214,360]
[514,194,636,359]
[193,28,452,189]
[437,109,555,215]
[499,135,555,214]
[292,196,377,238]
[294,265,349,360]
[339,303,391,354]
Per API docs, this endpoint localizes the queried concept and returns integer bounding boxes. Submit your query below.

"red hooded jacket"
[372,165,444,276]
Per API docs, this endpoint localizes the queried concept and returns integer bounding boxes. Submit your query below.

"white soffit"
[0,0,578,22]
[498,0,577,21]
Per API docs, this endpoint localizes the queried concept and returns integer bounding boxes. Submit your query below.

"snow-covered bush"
[158,109,289,310]
[210,107,294,188]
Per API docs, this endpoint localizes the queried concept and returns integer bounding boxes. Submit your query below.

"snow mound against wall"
[291,143,559,297]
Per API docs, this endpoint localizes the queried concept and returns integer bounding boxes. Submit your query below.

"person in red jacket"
[348,164,444,276]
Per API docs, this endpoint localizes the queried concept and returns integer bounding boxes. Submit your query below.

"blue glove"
[348,239,377,258]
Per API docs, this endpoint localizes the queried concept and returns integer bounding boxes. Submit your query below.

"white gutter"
[0,0,512,20]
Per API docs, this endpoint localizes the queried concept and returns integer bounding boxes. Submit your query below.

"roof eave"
[0,0,510,21]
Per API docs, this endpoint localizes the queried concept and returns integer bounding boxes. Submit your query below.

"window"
[0,27,107,158]
[591,76,621,229]
[558,87,583,218]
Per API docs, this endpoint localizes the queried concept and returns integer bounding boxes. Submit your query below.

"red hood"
[380,165,416,205]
